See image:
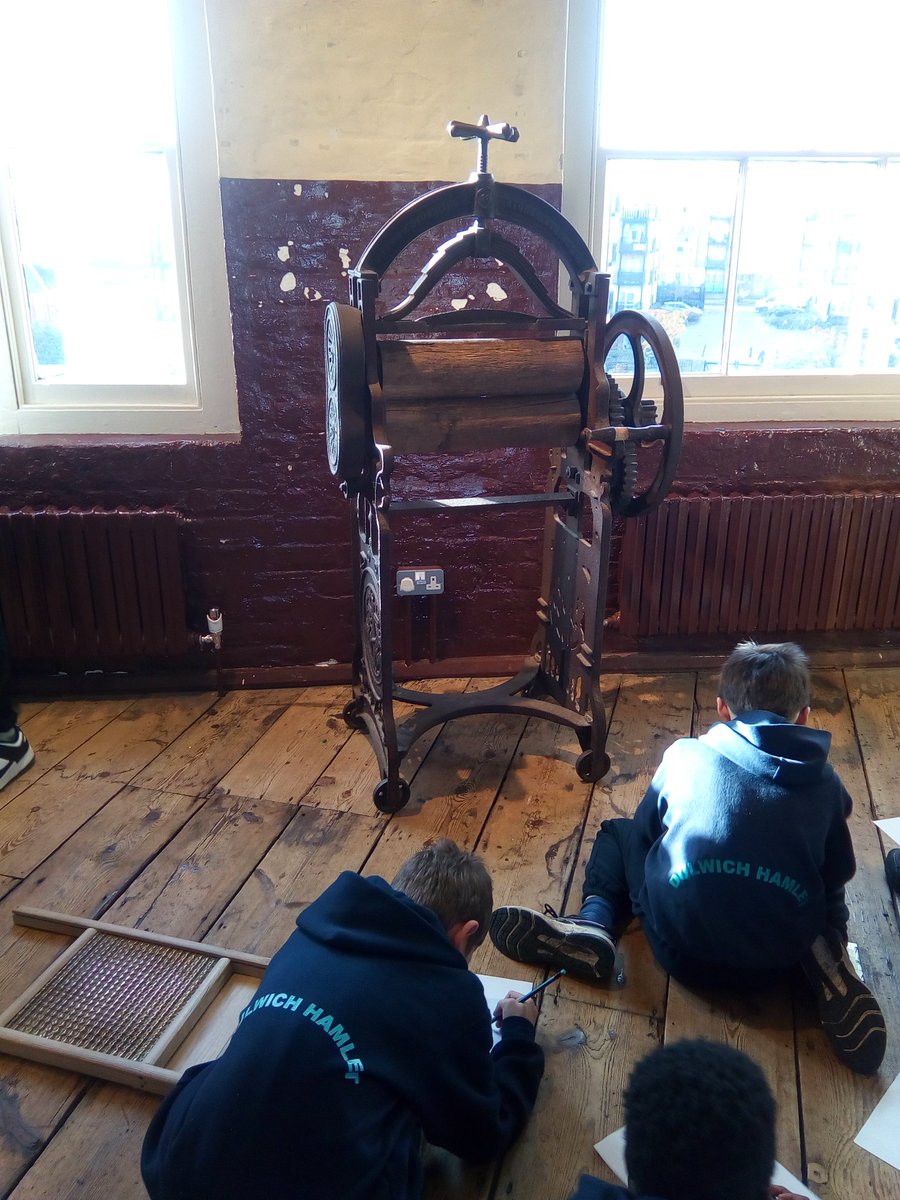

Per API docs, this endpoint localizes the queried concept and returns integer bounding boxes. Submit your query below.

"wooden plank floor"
[0,669,898,1200]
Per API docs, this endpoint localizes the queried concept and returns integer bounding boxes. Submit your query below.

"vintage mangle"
[324,116,683,812]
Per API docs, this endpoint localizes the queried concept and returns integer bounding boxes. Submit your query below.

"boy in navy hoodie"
[141,839,544,1200]
[569,1039,806,1200]
[491,641,886,1074]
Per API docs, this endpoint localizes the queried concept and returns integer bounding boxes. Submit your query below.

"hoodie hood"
[702,710,831,786]
[295,871,466,968]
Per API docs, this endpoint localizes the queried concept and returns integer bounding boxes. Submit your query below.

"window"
[0,0,238,437]
[562,0,900,420]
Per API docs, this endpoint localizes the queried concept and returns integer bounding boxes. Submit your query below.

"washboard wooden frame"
[0,908,268,1095]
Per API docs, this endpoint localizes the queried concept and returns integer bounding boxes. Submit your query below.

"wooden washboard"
[0,908,268,1094]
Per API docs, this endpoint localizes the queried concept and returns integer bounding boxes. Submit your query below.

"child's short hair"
[391,838,493,950]
[624,1040,775,1200]
[719,640,810,719]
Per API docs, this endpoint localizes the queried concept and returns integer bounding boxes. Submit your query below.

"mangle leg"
[343,493,409,812]
[533,448,612,782]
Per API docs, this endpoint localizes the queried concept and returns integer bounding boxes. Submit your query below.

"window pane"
[602,159,739,374]
[601,158,900,378]
[4,0,186,386]
[881,163,900,372]
[599,1,900,153]
[734,161,896,374]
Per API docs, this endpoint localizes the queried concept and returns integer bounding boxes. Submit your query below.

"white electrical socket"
[396,568,444,596]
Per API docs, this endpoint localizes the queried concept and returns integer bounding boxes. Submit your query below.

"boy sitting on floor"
[491,641,886,1074]
[142,839,544,1200]
[570,1039,806,1200]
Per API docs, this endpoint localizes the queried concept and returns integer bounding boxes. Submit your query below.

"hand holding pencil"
[492,969,567,1029]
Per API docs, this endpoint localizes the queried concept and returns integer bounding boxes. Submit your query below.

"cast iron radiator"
[0,508,191,669]
[619,493,900,637]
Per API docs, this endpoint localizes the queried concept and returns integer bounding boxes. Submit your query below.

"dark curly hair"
[623,1040,775,1200]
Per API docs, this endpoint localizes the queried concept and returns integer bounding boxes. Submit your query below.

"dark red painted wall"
[1,179,897,673]
[672,424,899,495]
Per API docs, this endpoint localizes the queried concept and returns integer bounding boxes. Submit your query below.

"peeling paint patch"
[303,286,323,301]
[339,247,351,269]
[293,184,303,196]
[277,246,290,262]
[486,282,508,302]
[280,272,297,292]
[451,298,468,311]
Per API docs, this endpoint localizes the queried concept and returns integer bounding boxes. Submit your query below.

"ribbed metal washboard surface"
[9,932,218,1060]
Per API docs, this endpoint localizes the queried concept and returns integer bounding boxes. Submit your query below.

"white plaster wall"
[207,0,567,182]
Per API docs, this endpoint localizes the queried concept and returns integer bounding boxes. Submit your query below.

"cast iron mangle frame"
[324,116,683,812]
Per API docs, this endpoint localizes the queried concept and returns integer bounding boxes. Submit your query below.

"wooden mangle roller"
[380,338,585,454]
[323,114,684,813]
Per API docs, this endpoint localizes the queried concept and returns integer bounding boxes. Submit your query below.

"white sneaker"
[0,729,35,791]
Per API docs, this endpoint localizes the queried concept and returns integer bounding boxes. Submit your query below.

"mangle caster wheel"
[373,778,411,814]
[575,749,611,783]
[324,301,370,481]
[341,701,366,731]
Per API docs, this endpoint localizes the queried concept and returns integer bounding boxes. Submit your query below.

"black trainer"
[0,729,34,792]
[489,904,617,984]
[800,930,887,1075]
[886,849,900,893]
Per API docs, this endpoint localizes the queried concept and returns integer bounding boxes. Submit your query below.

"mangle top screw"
[447,114,520,177]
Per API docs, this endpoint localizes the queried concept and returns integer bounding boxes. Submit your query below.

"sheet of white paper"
[593,1126,627,1183]
[594,1126,820,1198]
[854,1071,900,1171]
[768,1163,821,1198]
[476,973,531,1046]
[874,816,900,848]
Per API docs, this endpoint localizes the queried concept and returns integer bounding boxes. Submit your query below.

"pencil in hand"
[493,969,568,1030]
[516,968,567,1004]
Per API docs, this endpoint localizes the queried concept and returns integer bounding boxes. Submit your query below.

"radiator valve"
[200,607,224,651]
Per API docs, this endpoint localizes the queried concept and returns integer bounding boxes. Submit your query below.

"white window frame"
[0,0,239,438]
[561,0,900,423]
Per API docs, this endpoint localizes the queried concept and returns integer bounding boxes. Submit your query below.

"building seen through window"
[603,159,900,377]
[596,0,900,389]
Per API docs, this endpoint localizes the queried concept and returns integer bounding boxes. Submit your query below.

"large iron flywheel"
[603,310,684,517]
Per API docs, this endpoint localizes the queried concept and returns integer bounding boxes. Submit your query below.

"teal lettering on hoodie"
[236,993,365,1080]
[666,858,807,906]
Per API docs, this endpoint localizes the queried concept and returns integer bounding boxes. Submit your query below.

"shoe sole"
[0,743,34,792]
[803,937,887,1075]
[489,907,616,984]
